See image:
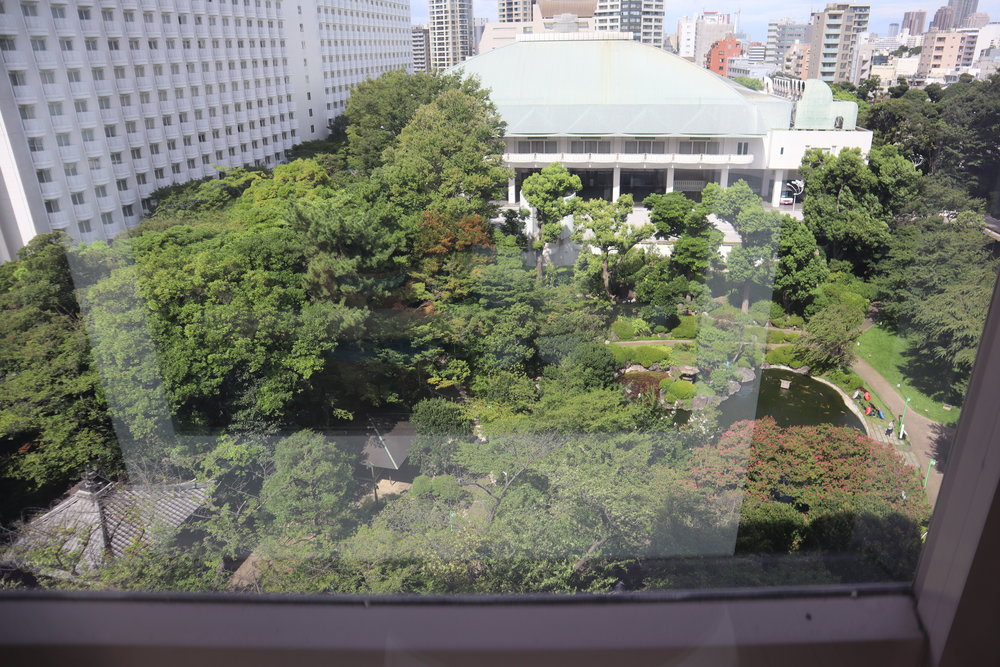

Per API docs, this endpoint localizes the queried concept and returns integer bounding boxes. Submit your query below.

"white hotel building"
[451,34,871,210]
[0,0,410,262]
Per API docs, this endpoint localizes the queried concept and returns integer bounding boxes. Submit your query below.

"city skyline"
[411,0,1000,42]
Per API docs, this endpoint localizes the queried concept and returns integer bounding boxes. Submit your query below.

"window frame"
[1,234,999,667]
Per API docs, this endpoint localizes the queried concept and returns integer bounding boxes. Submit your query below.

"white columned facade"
[770,169,786,206]
[666,167,675,193]
[508,177,516,204]
[720,166,730,188]
[612,166,621,200]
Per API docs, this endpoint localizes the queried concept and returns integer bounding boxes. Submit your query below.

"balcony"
[38,180,63,199]
[30,150,56,168]
[47,211,70,230]
[69,82,92,97]
[59,145,82,162]
[90,168,110,183]
[501,153,757,167]
[100,109,119,124]
[21,119,46,135]
[67,174,88,191]
[74,202,96,219]
[146,128,165,143]
[106,136,126,152]
[86,50,107,65]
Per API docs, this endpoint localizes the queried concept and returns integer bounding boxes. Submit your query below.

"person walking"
[885,420,894,436]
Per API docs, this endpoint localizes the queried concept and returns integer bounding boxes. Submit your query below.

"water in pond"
[712,368,866,431]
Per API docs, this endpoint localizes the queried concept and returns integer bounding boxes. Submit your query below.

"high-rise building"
[765,18,810,65]
[948,0,979,27]
[286,0,411,141]
[918,29,976,75]
[429,0,475,69]
[931,6,956,31]
[0,0,411,261]
[961,12,990,29]
[675,12,732,64]
[498,0,535,23]
[412,25,431,71]
[594,0,664,46]
[807,4,870,83]
[745,42,767,63]
[902,11,927,35]
[888,23,900,37]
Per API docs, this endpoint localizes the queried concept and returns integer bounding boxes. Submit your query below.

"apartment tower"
[429,0,474,69]
[807,3,870,83]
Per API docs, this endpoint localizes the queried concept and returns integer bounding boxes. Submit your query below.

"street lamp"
[897,384,911,440]
[787,180,804,212]
[924,458,938,488]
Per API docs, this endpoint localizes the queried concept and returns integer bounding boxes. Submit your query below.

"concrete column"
[612,166,621,200]
[507,177,516,204]
[720,166,730,188]
[770,169,785,207]
[666,167,675,193]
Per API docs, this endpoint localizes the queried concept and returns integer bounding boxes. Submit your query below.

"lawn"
[857,326,960,426]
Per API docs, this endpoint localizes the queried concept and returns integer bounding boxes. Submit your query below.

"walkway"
[851,356,949,506]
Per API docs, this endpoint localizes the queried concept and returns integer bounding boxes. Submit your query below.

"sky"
[411,0,1000,43]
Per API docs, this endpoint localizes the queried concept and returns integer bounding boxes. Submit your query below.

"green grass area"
[857,326,960,425]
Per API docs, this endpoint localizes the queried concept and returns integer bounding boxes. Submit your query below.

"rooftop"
[450,37,793,136]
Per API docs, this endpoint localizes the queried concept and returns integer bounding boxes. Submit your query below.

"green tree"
[375,87,510,222]
[794,303,865,370]
[644,191,695,239]
[521,162,582,279]
[0,234,118,520]
[343,69,456,175]
[773,216,827,313]
[262,430,358,543]
[572,194,652,301]
[732,76,763,91]
[409,399,473,475]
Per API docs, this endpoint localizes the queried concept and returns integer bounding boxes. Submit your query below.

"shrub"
[663,379,696,402]
[654,325,668,334]
[825,368,864,393]
[765,345,806,368]
[749,300,773,326]
[610,316,651,340]
[610,345,672,368]
[766,330,800,345]
[668,315,698,339]
[563,342,618,390]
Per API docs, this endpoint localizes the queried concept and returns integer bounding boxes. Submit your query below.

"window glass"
[1,36,997,604]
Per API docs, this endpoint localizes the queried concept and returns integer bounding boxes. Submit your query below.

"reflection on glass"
[1,61,997,597]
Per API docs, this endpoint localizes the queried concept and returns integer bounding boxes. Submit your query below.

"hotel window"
[63,163,78,176]
[122,204,134,217]
[94,185,107,198]
[43,199,60,213]
[116,179,129,192]
[59,38,73,51]
[624,140,665,154]
[678,139,721,154]
[154,167,164,179]
[74,100,88,113]
[67,69,80,82]
[36,169,52,183]
[56,133,71,147]
[27,137,44,152]
[85,38,98,51]
[71,192,86,205]
[18,104,34,119]
[136,172,147,185]
[0,36,15,51]
[47,102,63,116]
[110,152,122,164]
[30,38,46,51]
[100,212,114,225]
[570,139,612,153]
[78,219,92,234]
[88,157,100,169]
[39,70,55,84]
[20,2,37,17]
[77,7,90,20]
[736,141,750,155]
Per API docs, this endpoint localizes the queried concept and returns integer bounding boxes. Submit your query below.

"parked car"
[779,193,795,205]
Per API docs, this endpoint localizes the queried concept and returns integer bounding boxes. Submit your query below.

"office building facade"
[0,0,411,261]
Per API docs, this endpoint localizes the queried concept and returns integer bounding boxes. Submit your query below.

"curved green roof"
[449,38,793,137]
